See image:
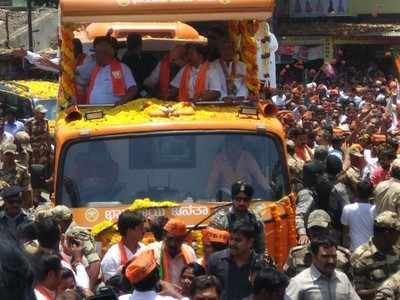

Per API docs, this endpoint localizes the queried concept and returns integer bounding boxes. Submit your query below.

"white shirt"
[139,241,197,286]
[171,65,222,100]
[61,259,90,290]
[101,242,144,281]
[363,149,379,180]
[285,265,360,300]
[209,59,248,98]
[89,62,137,105]
[144,61,162,89]
[272,94,287,107]
[119,290,177,300]
[341,203,375,251]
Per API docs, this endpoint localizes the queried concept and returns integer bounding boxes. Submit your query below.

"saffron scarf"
[178,62,209,102]
[87,59,126,102]
[159,55,171,99]
[159,244,192,281]
[118,240,128,267]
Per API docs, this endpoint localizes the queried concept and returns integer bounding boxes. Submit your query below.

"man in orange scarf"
[170,44,222,102]
[86,36,138,105]
[139,218,197,286]
[144,46,187,99]
[293,128,313,162]
[101,211,145,281]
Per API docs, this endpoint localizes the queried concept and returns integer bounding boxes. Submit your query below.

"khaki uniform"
[209,206,265,255]
[16,150,31,169]
[375,271,400,300]
[351,238,400,292]
[284,244,352,278]
[374,178,400,216]
[25,117,50,165]
[15,131,32,169]
[65,221,100,265]
[351,211,400,297]
[0,163,30,190]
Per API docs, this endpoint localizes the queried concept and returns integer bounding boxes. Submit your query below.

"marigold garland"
[142,232,156,245]
[282,198,297,249]
[91,220,115,238]
[270,203,284,269]
[191,230,204,258]
[60,24,76,106]
[57,99,242,130]
[239,20,260,96]
[127,198,178,211]
[3,80,58,99]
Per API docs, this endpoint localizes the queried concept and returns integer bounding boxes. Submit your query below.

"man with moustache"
[285,236,360,300]
[209,181,266,255]
[206,221,266,300]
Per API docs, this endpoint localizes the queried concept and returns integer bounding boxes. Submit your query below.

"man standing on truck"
[210,40,248,100]
[143,46,187,99]
[170,44,222,102]
[209,181,266,255]
[87,36,138,105]
[122,33,157,97]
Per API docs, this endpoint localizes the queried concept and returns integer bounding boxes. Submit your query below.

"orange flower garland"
[228,21,241,61]
[60,25,76,106]
[270,203,284,269]
[282,198,297,249]
[239,20,260,96]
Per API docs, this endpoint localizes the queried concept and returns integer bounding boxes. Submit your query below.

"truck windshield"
[58,132,288,207]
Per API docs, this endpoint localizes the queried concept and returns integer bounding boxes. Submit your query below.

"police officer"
[0,143,31,208]
[284,209,352,278]
[375,270,400,300]
[0,185,32,237]
[0,143,30,188]
[25,104,51,166]
[14,131,32,169]
[51,205,100,288]
[351,211,400,300]
[209,181,265,255]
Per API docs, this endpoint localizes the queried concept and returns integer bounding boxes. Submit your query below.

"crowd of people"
[276,62,400,299]
[0,181,288,300]
[4,22,400,300]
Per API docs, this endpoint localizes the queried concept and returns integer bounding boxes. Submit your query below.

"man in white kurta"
[210,40,248,100]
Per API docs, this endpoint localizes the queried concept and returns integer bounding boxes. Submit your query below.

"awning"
[60,0,275,23]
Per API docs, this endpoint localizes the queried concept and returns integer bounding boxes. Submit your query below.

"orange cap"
[371,134,386,143]
[125,250,158,284]
[202,228,230,244]
[164,218,187,237]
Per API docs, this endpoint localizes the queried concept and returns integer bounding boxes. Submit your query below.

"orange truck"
[49,0,296,268]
